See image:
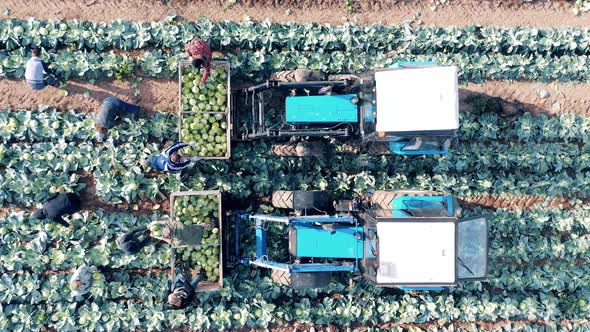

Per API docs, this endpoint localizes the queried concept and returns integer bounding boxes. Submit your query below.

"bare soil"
[1,0,589,27]
[0,78,178,114]
[2,78,589,116]
[459,81,590,117]
[460,194,577,211]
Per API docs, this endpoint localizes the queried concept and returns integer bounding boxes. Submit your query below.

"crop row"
[2,207,589,293]
[2,108,589,146]
[0,211,170,273]
[0,139,173,205]
[0,109,177,144]
[1,273,588,331]
[2,138,588,208]
[4,18,590,57]
[3,48,590,82]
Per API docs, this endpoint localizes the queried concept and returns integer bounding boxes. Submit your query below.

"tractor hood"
[374,66,459,133]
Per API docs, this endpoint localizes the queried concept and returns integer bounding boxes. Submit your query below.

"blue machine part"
[399,286,446,291]
[286,94,359,123]
[391,196,455,217]
[291,222,364,259]
[389,60,440,68]
[388,141,449,156]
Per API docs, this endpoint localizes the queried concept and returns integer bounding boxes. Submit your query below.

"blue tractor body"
[290,222,364,259]
[286,94,359,123]
[391,195,455,217]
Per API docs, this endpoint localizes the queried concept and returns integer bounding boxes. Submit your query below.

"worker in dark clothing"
[116,226,153,255]
[162,263,204,310]
[31,188,81,227]
[185,37,212,86]
[95,97,140,142]
[147,142,201,173]
[25,48,57,90]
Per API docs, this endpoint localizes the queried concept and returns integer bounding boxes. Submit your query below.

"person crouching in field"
[69,265,101,302]
[25,48,57,90]
[162,260,205,310]
[95,97,140,142]
[116,225,153,255]
[185,37,212,87]
[31,187,81,227]
[146,142,201,173]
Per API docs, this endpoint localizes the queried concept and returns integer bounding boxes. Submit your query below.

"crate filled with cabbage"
[179,60,231,159]
[170,190,223,292]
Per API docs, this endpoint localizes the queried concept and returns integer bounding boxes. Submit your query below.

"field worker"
[25,48,56,90]
[148,220,211,247]
[146,142,201,173]
[32,187,81,227]
[162,261,205,310]
[69,265,99,301]
[95,97,140,142]
[116,225,153,255]
[185,37,212,86]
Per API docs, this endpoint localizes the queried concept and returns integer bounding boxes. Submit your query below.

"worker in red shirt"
[185,37,212,86]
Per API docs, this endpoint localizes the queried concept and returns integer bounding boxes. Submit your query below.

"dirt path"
[0,0,589,27]
[0,78,178,114]
[2,78,589,116]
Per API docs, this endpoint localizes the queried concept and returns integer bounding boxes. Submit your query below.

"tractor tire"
[327,74,360,83]
[371,190,442,210]
[271,269,292,287]
[272,141,325,157]
[272,190,295,209]
[368,142,394,156]
[270,69,322,82]
[271,190,332,210]
[271,269,332,289]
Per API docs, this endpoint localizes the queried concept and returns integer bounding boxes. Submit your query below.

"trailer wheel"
[271,270,332,289]
[371,190,443,209]
[270,69,322,82]
[271,190,331,210]
[272,141,325,157]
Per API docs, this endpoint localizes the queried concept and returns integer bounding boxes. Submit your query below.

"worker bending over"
[148,142,201,173]
[116,225,153,255]
[32,187,81,227]
[95,97,140,141]
[162,261,205,310]
[185,37,212,86]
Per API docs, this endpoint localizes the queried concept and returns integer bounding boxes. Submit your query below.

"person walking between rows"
[147,142,201,173]
[95,97,141,142]
[185,37,212,86]
[25,48,56,90]
[32,187,81,227]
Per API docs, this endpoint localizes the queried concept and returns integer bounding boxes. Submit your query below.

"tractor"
[228,190,488,290]
[232,61,460,157]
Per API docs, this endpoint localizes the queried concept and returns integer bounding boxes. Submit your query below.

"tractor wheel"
[271,270,332,289]
[271,269,292,287]
[327,74,360,83]
[371,190,442,210]
[368,142,394,156]
[270,69,322,82]
[272,141,325,157]
[271,190,332,210]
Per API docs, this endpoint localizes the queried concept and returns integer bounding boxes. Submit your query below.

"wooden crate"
[178,60,231,160]
[170,190,223,292]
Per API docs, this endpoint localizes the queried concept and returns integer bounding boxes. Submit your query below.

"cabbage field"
[1,14,590,332]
